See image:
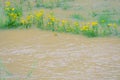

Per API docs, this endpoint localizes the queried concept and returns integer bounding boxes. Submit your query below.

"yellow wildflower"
[91,22,98,26]
[48,22,50,25]
[36,10,44,17]
[50,17,55,22]
[27,15,31,21]
[36,13,42,17]
[107,23,117,28]
[74,22,79,26]
[48,22,52,25]
[113,23,117,28]
[5,1,11,7]
[62,20,67,24]
[11,8,15,11]
[26,15,33,21]
[80,26,89,31]
[47,15,51,18]
[107,23,112,27]
[21,19,26,25]
[9,13,17,20]
[13,14,17,20]
[40,10,44,13]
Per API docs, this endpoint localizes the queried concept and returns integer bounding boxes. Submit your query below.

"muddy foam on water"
[0,29,120,80]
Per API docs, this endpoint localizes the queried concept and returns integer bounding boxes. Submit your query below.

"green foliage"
[4,1,23,28]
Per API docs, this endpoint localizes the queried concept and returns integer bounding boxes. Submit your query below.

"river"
[0,29,120,80]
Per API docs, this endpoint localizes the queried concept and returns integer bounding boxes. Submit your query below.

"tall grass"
[0,7,6,29]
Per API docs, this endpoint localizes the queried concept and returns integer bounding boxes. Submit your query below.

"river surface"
[0,29,120,80]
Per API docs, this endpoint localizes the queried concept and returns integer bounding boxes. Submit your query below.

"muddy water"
[0,29,120,80]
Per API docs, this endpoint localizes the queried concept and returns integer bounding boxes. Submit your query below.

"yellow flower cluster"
[27,15,33,21]
[50,17,55,22]
[48,15,56,22]
[20,15,33,25]
[9,13,17,20]
[20,19,26,25]
[5,7,15,11]
[74,22,79,26]
[11,8,15,11]
[35,10,44,19]
[91,22,98,26]
[47,14,56,27]
[80,25,89,31]
[61,20,67,26]
[108,23,117,28]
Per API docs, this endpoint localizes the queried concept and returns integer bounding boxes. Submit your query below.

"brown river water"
[0,29,120,80]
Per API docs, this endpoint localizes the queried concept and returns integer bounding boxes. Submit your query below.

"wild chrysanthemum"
[74,22,79,26]
[80,26,89,31]
[5,1,11,7]
[20,19,26,25]
[91,22,98,26]
[11,8,15,11]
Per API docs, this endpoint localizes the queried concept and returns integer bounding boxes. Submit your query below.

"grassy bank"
[0,0,120,37]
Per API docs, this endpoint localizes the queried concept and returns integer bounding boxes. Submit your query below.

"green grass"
[71,14,85,21]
